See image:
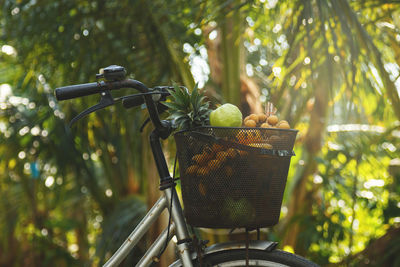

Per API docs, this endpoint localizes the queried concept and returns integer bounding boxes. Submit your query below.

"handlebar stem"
[108,79,172,137]
[150,130,173,185]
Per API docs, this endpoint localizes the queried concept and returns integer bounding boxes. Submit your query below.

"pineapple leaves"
[166,83,211,131]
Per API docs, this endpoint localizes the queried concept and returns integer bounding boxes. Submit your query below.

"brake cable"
[68,90,169,127]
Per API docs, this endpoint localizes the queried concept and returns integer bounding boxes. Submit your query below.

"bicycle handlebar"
[55,82,105,100]
[55,79,173,138]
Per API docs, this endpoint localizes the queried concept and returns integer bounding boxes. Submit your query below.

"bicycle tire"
[191,249,320,267]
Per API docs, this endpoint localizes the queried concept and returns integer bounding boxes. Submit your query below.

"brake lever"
[69,90,114,127]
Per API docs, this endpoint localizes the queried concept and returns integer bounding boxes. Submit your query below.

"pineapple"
[164,84,211,130]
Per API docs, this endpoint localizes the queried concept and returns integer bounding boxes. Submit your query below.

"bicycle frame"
[103,187,193,267]
[102,187,278,267]
[103,129,194,267]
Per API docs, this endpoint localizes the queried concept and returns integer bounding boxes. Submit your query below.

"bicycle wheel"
[192,249,320,267]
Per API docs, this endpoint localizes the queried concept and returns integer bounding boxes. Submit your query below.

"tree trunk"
[203,14,262,115]
[281,60,331,254]
[220,2,242,106]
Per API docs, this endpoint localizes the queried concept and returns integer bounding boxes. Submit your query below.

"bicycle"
[55,65,320,267]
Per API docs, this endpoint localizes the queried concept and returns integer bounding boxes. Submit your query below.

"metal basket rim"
[174,126,299,135]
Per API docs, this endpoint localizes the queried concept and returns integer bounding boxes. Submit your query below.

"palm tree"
[1,0,399,266]
[198,0,400,264]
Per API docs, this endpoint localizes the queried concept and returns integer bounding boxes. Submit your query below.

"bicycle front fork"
[150,129,194,267]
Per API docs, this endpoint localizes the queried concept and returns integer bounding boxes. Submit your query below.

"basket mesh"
[174,127,298,229]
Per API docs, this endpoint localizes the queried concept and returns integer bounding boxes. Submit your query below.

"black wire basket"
[174,126,298,229]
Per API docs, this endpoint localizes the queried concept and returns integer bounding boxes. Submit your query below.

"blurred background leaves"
[0,0,399,266]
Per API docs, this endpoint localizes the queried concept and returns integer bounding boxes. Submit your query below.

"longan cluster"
[186,144,247,177]
[243,114,290,129]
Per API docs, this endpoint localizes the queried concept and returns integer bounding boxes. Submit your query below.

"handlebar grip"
[55,82,102,101]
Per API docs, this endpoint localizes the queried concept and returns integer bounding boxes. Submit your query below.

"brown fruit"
[198,183,206,196]
[278,121,290,129]
[237,150,249,157]
[257,113,268,123]
[226,148,238,158]
[260,122,270,128]
[244,115,252,122]
[249,114,259,123]
[216,151,229,162]
[244,119,257,127]
[267,115,279,125]
[208,159,222,171]
[186,165,198,175]
[192,154,208,165]
[236,131,263,144]
[211,143,224,152]
[197,166,210,176]
[202,146,213,155]
[248,131,263,142]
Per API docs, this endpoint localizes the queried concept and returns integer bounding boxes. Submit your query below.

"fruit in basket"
[186,165,198,175]
[244,113,291,130]
[237,149,249,157]
[210,103,243,127]
[244,119,257,127]
[236,131,263,144]
[277,120,290,129]
[165,84,211,130]
[222,197,256,224]
[211,143,224,152]
[198,182,206,196]
[216,151,229,162]
[197,166,211,176]
[242,102,293,130]
[208,159,222,171]
[192,153,209,165]
[257,113,268,122]
[226,148,239,158]
[267,115,279,126]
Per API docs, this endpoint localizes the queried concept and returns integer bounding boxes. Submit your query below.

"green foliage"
[96,196,147,266]
[1,0,400,266]
[0,0,203,265]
